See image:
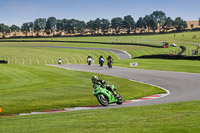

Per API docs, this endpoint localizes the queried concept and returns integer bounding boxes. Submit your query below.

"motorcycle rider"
[91,76,118,97]
[99,55,104,66]
[107,54,113,62]
[87,54,92,64]
[58,57,62,65]
[87,54,92,60]
[106,54,114,65]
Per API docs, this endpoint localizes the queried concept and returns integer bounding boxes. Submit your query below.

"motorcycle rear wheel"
[116,94,123,105]
[100,62,103,67]
[108,61,112,68]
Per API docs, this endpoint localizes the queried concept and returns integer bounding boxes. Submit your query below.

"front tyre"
[97,94,108,106]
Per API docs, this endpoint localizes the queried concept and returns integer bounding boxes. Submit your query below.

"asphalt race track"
[50,64,200,110]
[33,45,132,59]
[12,45,132,59]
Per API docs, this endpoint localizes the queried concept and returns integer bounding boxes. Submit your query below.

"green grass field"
[0,42,199,74]
[0,100,199,133]
[4,31,200,45]
[1,31,200,58]
[0,31,200,132]
[0,45,117,64]
[114,59,200,73]
[0,64,164,116]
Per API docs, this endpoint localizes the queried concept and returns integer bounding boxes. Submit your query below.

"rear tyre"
[108,61,112,68]
[116,94,123,105]
[97,94,108,106]
[100,62,103,67]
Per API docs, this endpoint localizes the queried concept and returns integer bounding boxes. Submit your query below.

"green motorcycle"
[93,85,123,106]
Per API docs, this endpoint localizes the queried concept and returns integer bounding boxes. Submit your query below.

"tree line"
[0,11,188,38]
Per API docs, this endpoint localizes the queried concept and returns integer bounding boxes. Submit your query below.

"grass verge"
[0,100,199,133]
[114,59,200,73]
[0,45,118,64]
[0,64,164,116]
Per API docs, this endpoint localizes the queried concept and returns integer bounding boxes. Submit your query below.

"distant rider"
[58,57,62,65]
[106,54,114,63]
[91,76,117,97]
[87,54,92,60]
[87,54,92,63]
[99,55,104,66]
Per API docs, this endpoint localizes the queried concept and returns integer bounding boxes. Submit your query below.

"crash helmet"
[91,76,98,83]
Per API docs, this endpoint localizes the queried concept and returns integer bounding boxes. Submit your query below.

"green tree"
[150,11,167,32]
[61,19,70,34]
[45,17,57,36]
[21,22,34,36]
[94,18,101,34]
[123,15,136,34]
[56,19,64,35]
[76,20,86,35]
[28,22,34,36]
[0,23,10,38]
[21,23,30,36]
[34,18,46,36]
[136,17,145,33]
[68,19,78,34]
[143,15,152,33]
[163,17,174,32]
[10,25,20,37]
[87,20,96,35]
[111,17,123,34]
[174,17,187,31]
[101,18,110,35]
[62,19,83,35]
[149,15,158,33]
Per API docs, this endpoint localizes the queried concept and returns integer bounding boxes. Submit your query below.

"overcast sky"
[0,0,200,27]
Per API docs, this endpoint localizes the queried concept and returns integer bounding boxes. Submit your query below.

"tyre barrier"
[134,54,200,60]
[0,60,8,64]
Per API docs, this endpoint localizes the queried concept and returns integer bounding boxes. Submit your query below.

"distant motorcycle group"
[87,54,114,68]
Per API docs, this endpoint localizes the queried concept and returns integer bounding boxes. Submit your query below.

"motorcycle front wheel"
[97,94,108,106]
